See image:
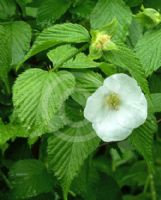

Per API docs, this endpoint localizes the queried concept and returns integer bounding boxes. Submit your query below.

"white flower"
[84,73,147,142]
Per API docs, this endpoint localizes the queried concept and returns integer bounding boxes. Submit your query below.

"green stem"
[143,176,150,193]
[3,77,11,95]
[149,173,157,200]
[52,43,89,71]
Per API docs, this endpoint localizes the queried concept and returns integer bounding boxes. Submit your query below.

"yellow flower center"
[95,33,111,49]
[106,93,120,110]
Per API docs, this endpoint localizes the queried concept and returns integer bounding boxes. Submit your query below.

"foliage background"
[1,0,161,200]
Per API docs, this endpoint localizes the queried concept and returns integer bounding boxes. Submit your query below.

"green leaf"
[0,25,11,82]
[13,68,75,136]
[71,71,103,106]
[105,44,149,93]
[144,0,161,11]
[20,23,90,67]
[70,0,96,19]
[0,121,28,146]
[47,122,100,198]
[48,44,99,69]
[127,18,143,47]
[37,0,72,27]
[0,0,16,19]
[130,115,157,170]
[0,21,31,82]
[9,159,54,199]
[47,44,78,68]
[135,28,161,76]
[90,0,132,41]
[6,21,32,66]
[72,161,123,200]
[62,53,99,69]
[151,93,161,113]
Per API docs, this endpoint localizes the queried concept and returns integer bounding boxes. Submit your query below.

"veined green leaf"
[48,45,99,69]
[130,115,157,170]
[13,68,75,136]
[105,44,149,93]
[135,28,161,76]
[47,44,78,68]
[151,93,161,113]
[48,122,100,199]
[70,0,95,19]
[72,161,122,200]
[6,21,32,66]
[0,24,11,82]
[0,21,31,82]
[71,71,103,106]
[0,0,16,19]
[0,121,28,146]
[62,53,99,69]
[20,23,90,67]
[9,159,54,199]
[90,0,132,41]
[37,0,72,27]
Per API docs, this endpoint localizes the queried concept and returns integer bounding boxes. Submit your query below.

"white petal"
[84,86,109,123]
[104,73,143,102]
[116,98,147,129]
[104,73,147,128]
[84,73,148,142]
[92,113,133,142]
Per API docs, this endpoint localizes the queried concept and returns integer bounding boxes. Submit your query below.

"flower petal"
[84,86,109,123]
[92,114,133,142]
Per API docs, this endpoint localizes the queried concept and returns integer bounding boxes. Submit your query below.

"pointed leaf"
[37,0,72,27]
[47,44,78,68]
[48,122,100,198]
[105,44,149,93]
[130,115,157,170]
[20,23,90,66]
[90,0,132,40]
[13,68,75,135]
[9,159,54,199]
[62,53,99,69]
[135,28,161,76]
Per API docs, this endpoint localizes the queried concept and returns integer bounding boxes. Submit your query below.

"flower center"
[106,92,121,110]
[95,33,111,49]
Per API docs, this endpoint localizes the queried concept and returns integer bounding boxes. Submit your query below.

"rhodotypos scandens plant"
[84,74,148,142]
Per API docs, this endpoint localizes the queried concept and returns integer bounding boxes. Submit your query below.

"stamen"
[106,92,121,110]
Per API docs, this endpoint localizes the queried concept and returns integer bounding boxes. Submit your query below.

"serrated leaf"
[135,28,161,76]
[20,23,90,67]
[130,115,157,170]
[70,0,96,19]
[0,121,28,146]
[72,161,122,200]
[90,0,132,41]
[0,21,31,82]
[6,21,32,66]
[127,18,143,47]
[47,44,78,68]
[62,53,99,69]
[71,71,103,106]
[13,68,75,136]
[48,122,100,198]
[0,24,11,82]
[151,93,161,113]
[9,159,54,199]
[105,44,149,93]
[37,0,72,27]
[0,0,16,19]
